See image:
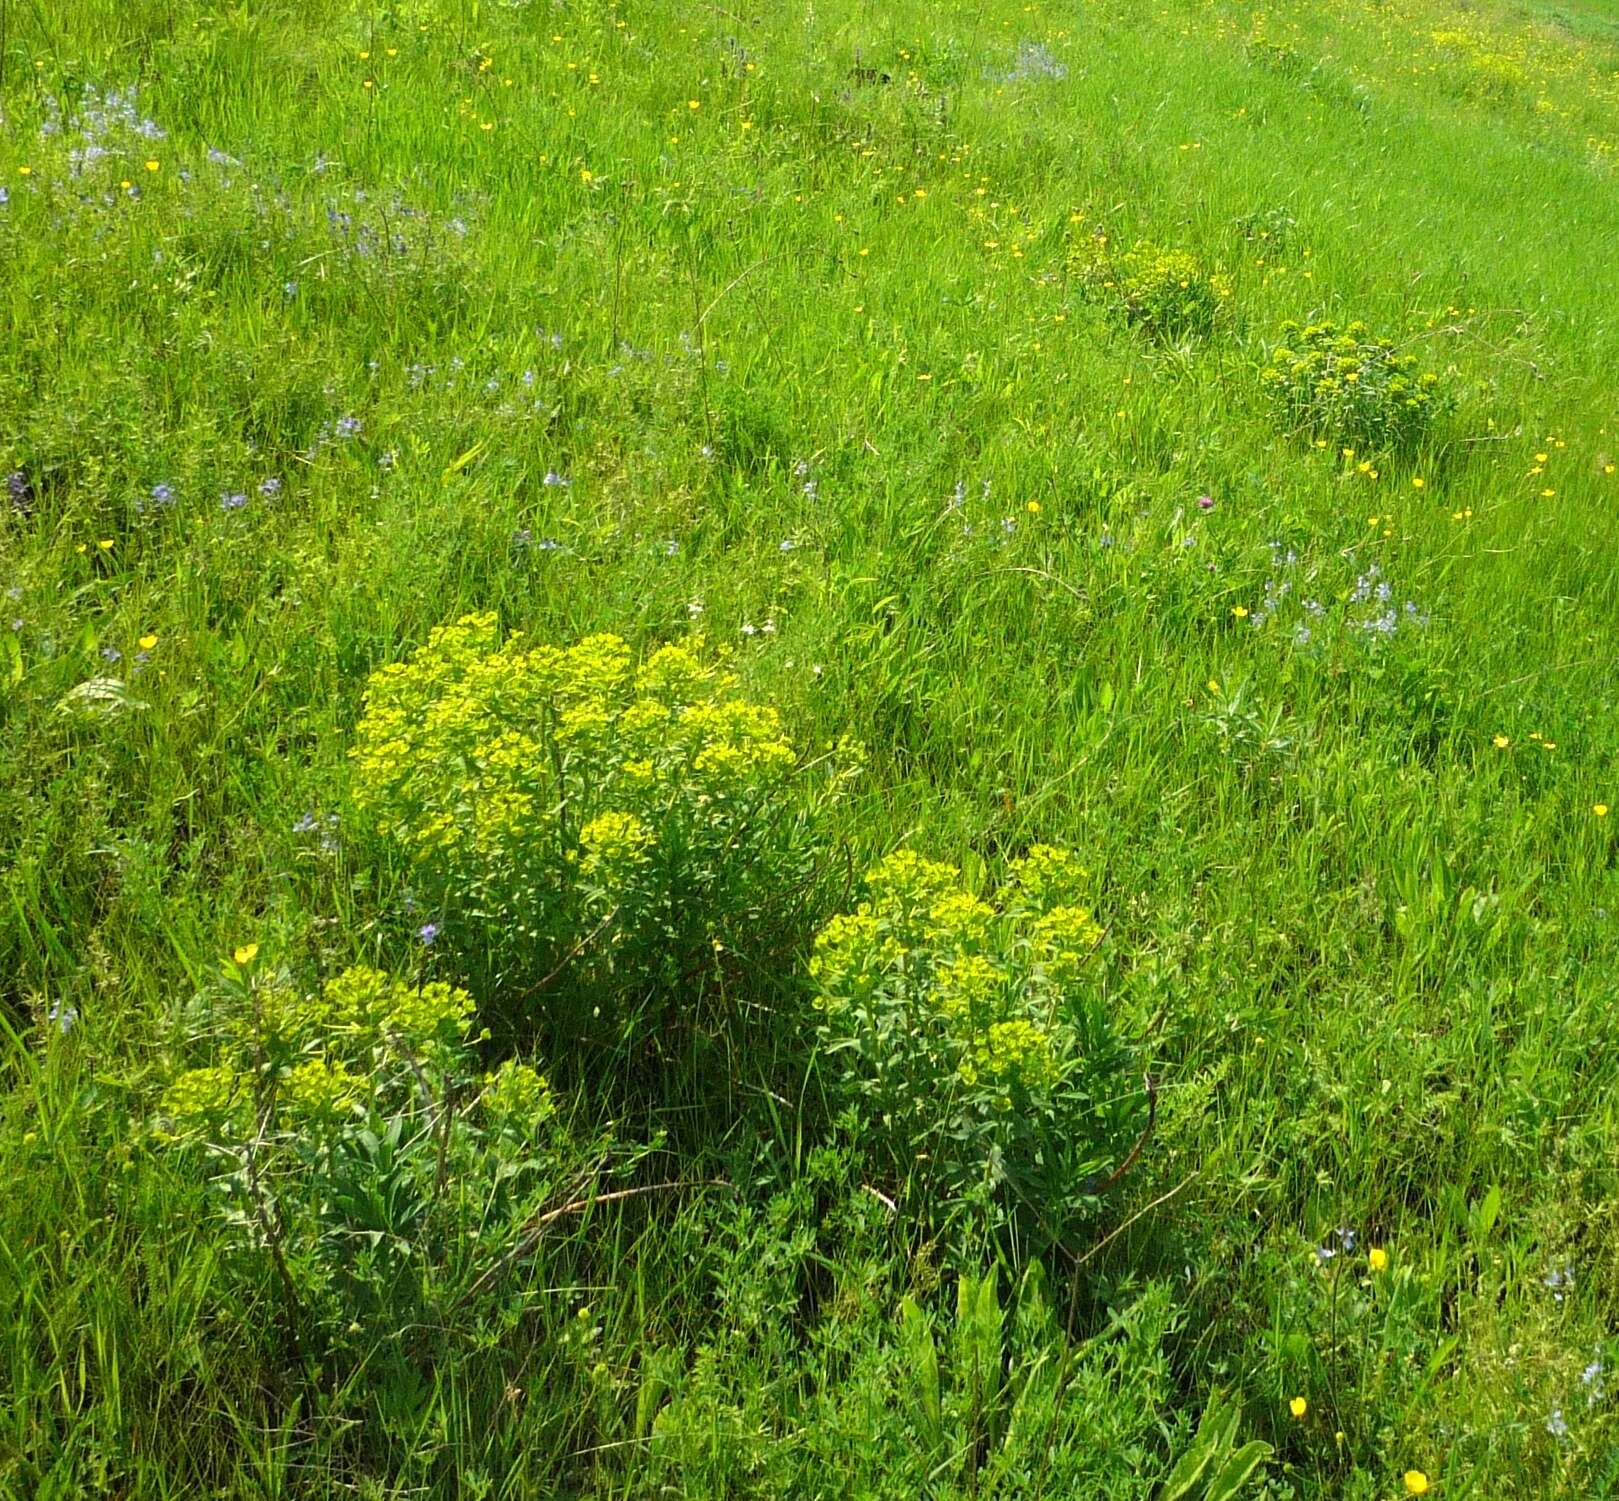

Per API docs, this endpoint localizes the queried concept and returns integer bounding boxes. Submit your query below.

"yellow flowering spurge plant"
[1260,319,1452,451]
[1071,231,1233,341]
[810,847,1144,1244]
[350,614,826,1017]
[157,960,579,1371]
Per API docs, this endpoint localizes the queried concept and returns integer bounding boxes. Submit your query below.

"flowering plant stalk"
[157,961,576,1371]
[810,847,1144,1245]
[351,615,836,1025]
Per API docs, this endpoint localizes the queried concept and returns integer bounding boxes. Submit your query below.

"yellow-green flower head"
[623,756,659,785]
[481,1057,555,1127]
[560,634,633,701]
[809,909,885,987]
[382,980,477,1046]
[323,965,395,1031]
[636,640,719,702]
[411,810,466,856]
[473,790,536,857]
[349,621,802,961]
[1010,846,1090,911]
[322,965,475,1048]
[160,1065,244,1130]
[1073,236,1227,336]
[1031,904,1104,981]
[934,953,1005,1017]
[281,1057,365,1120]
[864,850,961,912]
[969,1018,1060,1089]
[927,891,996,944]
[578,810,656,882]
[475,729,544,775]
[426,611,502,665]
[620,697,675,745]
[557,697,613,744]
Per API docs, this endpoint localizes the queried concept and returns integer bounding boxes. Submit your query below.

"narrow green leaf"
[1157,1441,1217,1501]
[900,1296,942,1447]
[1204,1440,1273,1501]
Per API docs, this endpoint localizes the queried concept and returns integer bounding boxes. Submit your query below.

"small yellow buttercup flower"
[144,159,160,172]
[233,943,260,965]
[1404,1471,1430,1496]
[138,633,158,650]
[1595,804,1609,818]
[1289,1396,1308,1419]
[1493,735,1510,749]
[1369,1246,1388,1271]
[1232,605,1249,619]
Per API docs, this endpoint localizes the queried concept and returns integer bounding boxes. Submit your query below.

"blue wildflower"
[1582,1358,1605,1404]
[1004,40,1068,82]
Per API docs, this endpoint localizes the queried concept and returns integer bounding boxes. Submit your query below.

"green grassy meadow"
[3,0,1619,1494]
